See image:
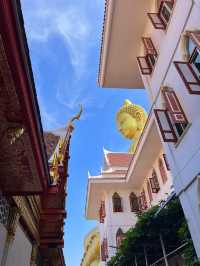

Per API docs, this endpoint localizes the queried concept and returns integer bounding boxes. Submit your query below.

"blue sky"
[21,1,149,265]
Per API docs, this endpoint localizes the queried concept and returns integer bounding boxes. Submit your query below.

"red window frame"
[137,56,152,75]
[159,158,168,184]
[163,154,170,170]
[129,192,139,213]
[174,61,200,95]
[148,0,174,30]
[150,170,160,193]
[162,88,188,123]
[147,181,153,202]
[142,37,157,56]
[101,238,108,261]
[112,193,123,213]
[154,109,177,143]
[139,190,148,210]
[99,201,106,223]
[188,31,200,50]
[147,13,166,30]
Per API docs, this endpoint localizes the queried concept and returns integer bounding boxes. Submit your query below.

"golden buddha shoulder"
[116,99,147,153]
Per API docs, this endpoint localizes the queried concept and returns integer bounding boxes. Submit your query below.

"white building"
[86,113,173,265]
[98,0,200,259]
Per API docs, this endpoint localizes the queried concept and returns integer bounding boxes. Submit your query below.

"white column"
[30,242,38,266]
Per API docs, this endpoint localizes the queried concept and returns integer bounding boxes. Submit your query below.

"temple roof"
[105,152,133,168]
[103,149,133,170]
[43,132,60,159]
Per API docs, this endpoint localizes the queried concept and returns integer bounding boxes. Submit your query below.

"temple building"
[98,0,200,260]
[81,228,100,266]
[85,100,173,265]
[0,1,80,265]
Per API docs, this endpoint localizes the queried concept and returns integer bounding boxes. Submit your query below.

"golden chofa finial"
[70,104,83,123]
[49,105,83,185]
[116,99,147,153]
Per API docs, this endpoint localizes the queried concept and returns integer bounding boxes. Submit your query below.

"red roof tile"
[105,153,133,167]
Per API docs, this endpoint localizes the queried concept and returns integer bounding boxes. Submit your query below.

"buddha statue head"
[116,100,147,153]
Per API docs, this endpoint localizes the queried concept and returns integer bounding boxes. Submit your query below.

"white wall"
[6,224,32,266]
[142,0,200,258]
[0,223,7,263]
[99,151,173,264]
[142,151,173,207]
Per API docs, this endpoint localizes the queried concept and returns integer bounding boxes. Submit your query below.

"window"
[190,48,200,78]
[148,0,174,30]
[101,238,108,261]
[129,192,139,212]
[154,88,188,143]
[99,201,106,223]
[138,189,148,211]
[159,158,168,184]
[163,154,170,170]
[147,181,153,202]
[116,228,125,248]
[159,1,174,26]
[162,88,188,139]
[150,170,160,193]
[112,193,122,212]
[137,37,157,75]
[174,31,200,95]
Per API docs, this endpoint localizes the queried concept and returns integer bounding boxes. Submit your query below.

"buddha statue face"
[117,112,137,140]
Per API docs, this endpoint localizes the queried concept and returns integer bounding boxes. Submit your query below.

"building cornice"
[98,0,115,87]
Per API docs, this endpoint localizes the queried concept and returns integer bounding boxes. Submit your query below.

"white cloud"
[21,0,103,128]
[22,0,91,72]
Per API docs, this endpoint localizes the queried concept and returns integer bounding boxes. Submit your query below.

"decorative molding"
[13,196,40,242]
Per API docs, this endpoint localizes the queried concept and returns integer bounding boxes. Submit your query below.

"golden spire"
[50,105,83,184]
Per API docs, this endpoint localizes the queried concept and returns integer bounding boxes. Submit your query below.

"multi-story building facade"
[86,102,173,265]
[98,0,200,259]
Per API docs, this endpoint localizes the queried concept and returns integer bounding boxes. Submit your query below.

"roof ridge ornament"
[50,104,83,184]
[70,104,83,124]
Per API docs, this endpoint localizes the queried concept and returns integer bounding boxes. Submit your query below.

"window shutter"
[103,239,108,259]
[137,56,152,75]
[99,201,106,223]
[150,170,160,193]
[163,154,170,170]
[174,61,200,95]
[141,190,148,210]
[159,158,168,184]
[142,37,157,55]
[154,109,177,142]
[138,196,143,211]
[130,193,139,212]
[101,244,106,261]
[116,229,125,248]
[147,181,153,202]
[188,31,200,50]
[147,13,166,30]
[162,89,188,123]
[112,193,122,212]
[99,208,103,223]
[101,201,106,218]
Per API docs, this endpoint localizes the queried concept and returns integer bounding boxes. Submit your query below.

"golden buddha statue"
[116,99,147,153]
